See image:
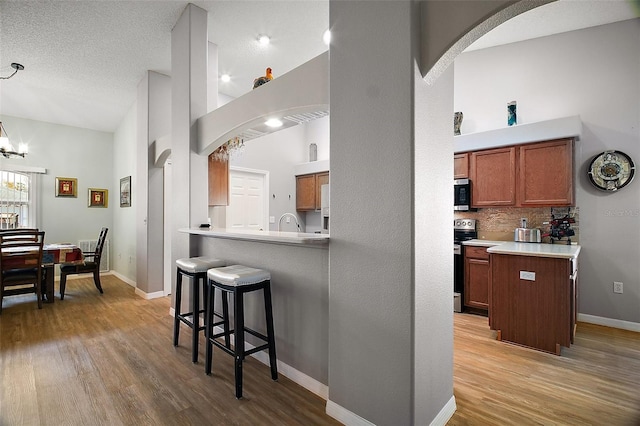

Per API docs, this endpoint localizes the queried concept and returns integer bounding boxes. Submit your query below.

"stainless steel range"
[454,218,477,312]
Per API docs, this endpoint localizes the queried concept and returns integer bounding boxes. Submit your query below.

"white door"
[226,167,268,231]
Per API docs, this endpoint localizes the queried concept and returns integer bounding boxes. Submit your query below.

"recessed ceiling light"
[323,29,331,46]
[265,118,283,128]
[258,35,270,46]
[220,74,230,83]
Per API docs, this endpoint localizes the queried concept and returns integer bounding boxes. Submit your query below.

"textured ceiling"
[0,0,637,133]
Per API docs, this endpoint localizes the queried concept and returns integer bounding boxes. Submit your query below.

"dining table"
[41,243,84,303]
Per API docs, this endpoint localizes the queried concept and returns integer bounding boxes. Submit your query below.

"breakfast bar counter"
[180,227,330,397]
[180,227,329,246]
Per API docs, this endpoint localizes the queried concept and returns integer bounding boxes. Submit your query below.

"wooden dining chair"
[59,227,108,300]
[0,229,46,313]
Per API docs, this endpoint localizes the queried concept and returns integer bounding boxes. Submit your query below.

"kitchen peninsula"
[179,227,330,396]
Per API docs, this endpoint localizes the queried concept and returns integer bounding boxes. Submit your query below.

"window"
[0,170,36,229]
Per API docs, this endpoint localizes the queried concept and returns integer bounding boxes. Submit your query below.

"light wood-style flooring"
[449,313,640,425]
[0,275,338,425]
[2,276,639,425]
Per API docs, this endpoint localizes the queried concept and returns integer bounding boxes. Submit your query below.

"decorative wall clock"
[587,150,635,191]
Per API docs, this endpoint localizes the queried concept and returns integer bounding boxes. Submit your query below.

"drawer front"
[465,246,489,260]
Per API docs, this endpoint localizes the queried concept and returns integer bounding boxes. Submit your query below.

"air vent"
[283,110,329,124]
[78,239,110,272]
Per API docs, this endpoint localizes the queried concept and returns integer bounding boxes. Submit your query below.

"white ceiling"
[0,0,636,134]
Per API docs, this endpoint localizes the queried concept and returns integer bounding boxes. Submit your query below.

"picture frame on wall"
[55,177,78,197]
[88,188,108,208]
[120,176,131,207]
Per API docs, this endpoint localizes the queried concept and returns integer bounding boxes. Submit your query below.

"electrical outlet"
[613,282,623,294]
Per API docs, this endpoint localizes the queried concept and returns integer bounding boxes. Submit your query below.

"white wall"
[0,115,113,253]
[228,116,329,232]
[113,102,137,281]
[454,19,640,324]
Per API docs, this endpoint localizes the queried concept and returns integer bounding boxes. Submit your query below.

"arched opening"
[416,0,639,423]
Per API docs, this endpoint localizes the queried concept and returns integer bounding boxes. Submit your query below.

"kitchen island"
[179,228,330,396]
[487,242,580,355]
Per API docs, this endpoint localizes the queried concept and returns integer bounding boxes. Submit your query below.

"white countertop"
[486,241,580,259]
[179,227,330,246]
[461,239,505,247]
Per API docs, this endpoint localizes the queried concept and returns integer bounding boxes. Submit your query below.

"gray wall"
[113,101,137,281]
[329,2,415,424]
[197,236,329,384]
[454,18,640,325]
[0,115,113,251]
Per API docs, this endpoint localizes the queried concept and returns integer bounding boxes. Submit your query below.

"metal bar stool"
[174,256,226,363]
[205,264,278,399]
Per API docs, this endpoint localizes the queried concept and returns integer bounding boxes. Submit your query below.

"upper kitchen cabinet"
[467,138,575,208]
[296,171,329,211]
[518,139,574,207]
[454,153,469,179]
[208,153,229,206]
[470,146,517,207]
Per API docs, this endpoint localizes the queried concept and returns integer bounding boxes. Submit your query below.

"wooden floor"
[2,277,640,425]
[0,275,339,425]
[449,312,640,425]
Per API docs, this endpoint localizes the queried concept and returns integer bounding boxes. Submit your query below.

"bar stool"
[205,265,278,399]
[174,256,226,363]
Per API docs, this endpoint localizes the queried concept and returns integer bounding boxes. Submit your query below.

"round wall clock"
[587,150,635,191]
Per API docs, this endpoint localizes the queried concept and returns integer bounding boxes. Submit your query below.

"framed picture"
[55,177,78,197]
[88,188,108,208]
[120,176,131,207]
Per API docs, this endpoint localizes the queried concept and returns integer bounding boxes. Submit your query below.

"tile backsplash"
[455,206,579,243]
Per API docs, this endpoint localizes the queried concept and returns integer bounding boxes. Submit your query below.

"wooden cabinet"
[454,153,469,179]
[518,138,574,207]
[296,172,329,211]
[208,154,229,206]
[469,147,517,207]
[464,246,490,311]
[490,253,575,355]
[467,138,574,208]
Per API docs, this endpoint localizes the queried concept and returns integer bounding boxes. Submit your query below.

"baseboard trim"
[110,271,136,287]
[135,287,165,300]
[578,313,640,333]
[326,400,375,426]
[209,324,329,399]
[429,396,457,426]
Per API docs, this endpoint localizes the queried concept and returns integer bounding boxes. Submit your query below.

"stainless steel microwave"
[454,179,472,211]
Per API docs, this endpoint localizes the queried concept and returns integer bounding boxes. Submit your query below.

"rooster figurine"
[253,67,273,89]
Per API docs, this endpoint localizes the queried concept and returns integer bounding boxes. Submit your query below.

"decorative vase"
[507,101,517,126]
[454,112,463,136]
[309,143,317,162]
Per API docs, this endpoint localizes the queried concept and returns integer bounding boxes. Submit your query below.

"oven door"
[454,243,463,312]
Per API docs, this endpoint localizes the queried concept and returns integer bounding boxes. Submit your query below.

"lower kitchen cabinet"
[464,246,490,311]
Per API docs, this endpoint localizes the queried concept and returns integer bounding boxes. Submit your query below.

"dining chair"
[0,229,46,313]
[59,227,108,300]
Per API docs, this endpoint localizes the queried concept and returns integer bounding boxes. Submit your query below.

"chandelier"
[0,122,28,158]
[211,137,245,162]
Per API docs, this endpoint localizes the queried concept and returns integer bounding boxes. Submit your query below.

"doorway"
[226,167,269,231]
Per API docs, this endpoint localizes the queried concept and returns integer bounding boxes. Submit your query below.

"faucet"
[278,212,301,232]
